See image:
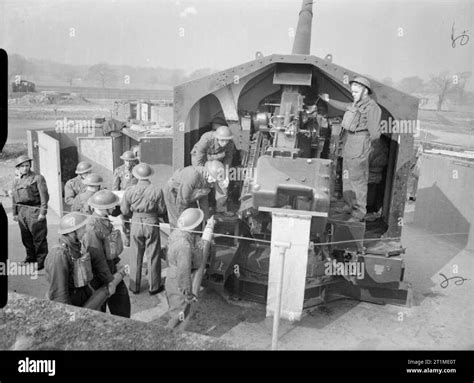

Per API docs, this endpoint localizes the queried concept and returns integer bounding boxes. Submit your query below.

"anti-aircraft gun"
[172,0,418,307]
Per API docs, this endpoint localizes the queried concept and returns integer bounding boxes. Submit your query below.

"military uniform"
[45,236,93,306]
[113,163,138,244]
[82,213,131,317]
[64,175,86,206]
[12,170,49,267]
[190,131,236,168]
[164,166,212,227]
[112,164,138,191]
[328,97,382,219]
[191,132,235,212]
[71,190,96,214]
[121,180,166,294]
[165,230,204,326]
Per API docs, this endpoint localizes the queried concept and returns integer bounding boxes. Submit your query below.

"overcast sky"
[1,0,472,88]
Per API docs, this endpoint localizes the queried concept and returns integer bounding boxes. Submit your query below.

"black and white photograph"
[0,0,473,375]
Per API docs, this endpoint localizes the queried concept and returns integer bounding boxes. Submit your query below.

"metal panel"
[273,63,312,85]
[77,137,114,188]
[266,212,312,322]
[414,154,473,250]
[139,137,174,187]
[37,131,63,217]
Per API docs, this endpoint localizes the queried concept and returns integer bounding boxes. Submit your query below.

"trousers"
[100,280,131,318]
[18,206,48,266]
[342,133,371,219]
[129,216,162,293]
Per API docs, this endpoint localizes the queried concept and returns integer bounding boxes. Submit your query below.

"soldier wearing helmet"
[112,150,139,191]
[11,155,49,270]
[162,209,215,328]
[320,76,382,222]
[71,173,104,214]
[44,212,113,307]
[82,190,131,317]
[113,150,139,247]
[190,125,236,168]
[191,125,236,213]
[45,213,92,305]
[164,160,226,227]
[120,163,167,295]
[64,161,93,206]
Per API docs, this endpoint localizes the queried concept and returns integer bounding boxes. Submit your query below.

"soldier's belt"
[347,129,369,134]
[17,202,41,208]
[132,212,159,218]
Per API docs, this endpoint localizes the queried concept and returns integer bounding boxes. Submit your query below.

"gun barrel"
[291,0,314,55]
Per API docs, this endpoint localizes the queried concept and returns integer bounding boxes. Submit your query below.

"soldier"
[163,208,215,328]
[113,150,139,247]
[64,161,93,206]
[11,155,49,270]
[71,173,104,214]
[83,190,131,318]
[45,212,115,307]
[112,150,139,191]
[320,76,382,222]
[191,126,235,212]
[190,125,236,168]
[164,160,226,227]
[120,163,167,295]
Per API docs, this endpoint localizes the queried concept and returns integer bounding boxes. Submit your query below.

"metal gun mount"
[172,0,418,308]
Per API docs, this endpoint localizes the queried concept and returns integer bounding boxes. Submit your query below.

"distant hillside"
[8,54,218,90]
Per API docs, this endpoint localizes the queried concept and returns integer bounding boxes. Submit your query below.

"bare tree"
[453,71,472,104]
[87,63,117,88]
[63,67,80,87]
[429,71,454,111]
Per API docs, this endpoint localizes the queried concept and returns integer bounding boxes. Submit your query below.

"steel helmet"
[15,155,32,167]
[132,163,155,180]
[177,208,204,231]
[58,212,89,235]
[88,190,120,209]
[75,161,93,174]
[205,160,225,181]
[82,173,104,186]
[214,125,233,140]
[350,76,372,94]
[120,150,138,161]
